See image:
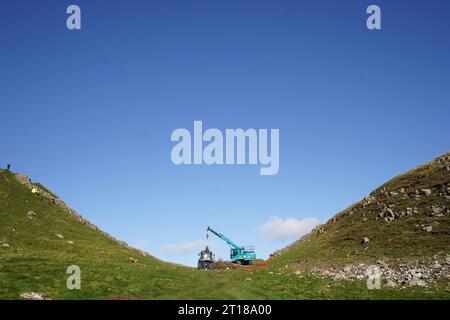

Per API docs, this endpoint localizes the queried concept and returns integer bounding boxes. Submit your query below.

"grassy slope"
[0,169,200,299]
[1,152,450,299]
[272,152,450,267]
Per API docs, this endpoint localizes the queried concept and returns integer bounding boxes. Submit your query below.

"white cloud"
[258,216,319,242]
[161,240,208,256]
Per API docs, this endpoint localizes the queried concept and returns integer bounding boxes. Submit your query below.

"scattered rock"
[428,205,445,217]
[380,208,395,222]
[419,188,432,196]
[311,255,449,288]
[422,226,433,233]
[2,243,10,248]
[361,237,370,244]
[432,262,441,269]
[67,241,74,245]
[56,234,64,239]
[245,278,252,281]
[385,280,398,288]
[19,292,45,300]
[26,211,36,220]
[129,257,138,264]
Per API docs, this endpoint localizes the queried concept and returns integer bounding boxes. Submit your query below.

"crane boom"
[207,226,241,250]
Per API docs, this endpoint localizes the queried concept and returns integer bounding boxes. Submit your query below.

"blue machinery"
[206,226,256,265]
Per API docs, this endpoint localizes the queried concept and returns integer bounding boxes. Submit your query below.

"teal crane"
[207,226,256,265]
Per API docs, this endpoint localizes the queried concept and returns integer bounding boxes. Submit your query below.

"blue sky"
[1,0,449,266]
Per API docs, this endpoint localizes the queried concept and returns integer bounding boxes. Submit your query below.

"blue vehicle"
[207,226,256,265]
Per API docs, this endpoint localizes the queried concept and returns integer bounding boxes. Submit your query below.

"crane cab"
[230,246,256,265]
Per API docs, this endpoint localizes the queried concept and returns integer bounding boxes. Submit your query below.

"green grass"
[1,151,450,300]
[272,152,450,268]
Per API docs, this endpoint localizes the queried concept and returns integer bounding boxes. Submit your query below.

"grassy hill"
[271,152,450,284]
[1,152,449,300]
[0,169,201,299]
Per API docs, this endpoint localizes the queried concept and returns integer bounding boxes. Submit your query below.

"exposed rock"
[2,243,10,248]
[385,280,398,288]
[56,234,64,239]
[406,207,417,216]
[419,188,432,196]
[380,208,395,222]
[67,241,74,244]
[310,255,450,288]
[19,292,45,300]
[361,237,370,244]
[129,257,138,264]
[15,174,32,186]
[26,211,36,220]
[427,205,445,217]
[422,226,433,232]
[432,262,441,269]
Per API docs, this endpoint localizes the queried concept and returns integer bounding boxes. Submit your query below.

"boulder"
[26,211,36,219]
[381,208,395,222]
[129,257,138,264]
[20,292,45,300]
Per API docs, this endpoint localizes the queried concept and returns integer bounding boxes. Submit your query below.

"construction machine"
[206,226,256,265]
[197,246,215,270]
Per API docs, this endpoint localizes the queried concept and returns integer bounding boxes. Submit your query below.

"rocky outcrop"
[305,255,450,288]
[325,153,450,225]
[275,152,450,283]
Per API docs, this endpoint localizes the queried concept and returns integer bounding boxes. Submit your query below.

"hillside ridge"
[4,170,156,260]
[276,151,450,257]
